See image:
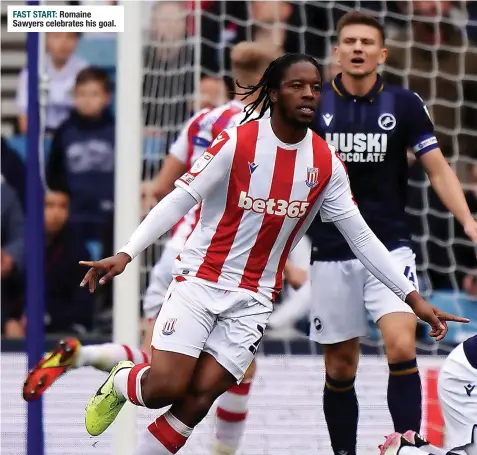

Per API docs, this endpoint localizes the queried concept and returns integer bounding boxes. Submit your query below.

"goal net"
[3,2,477,455]
[136,0,477,453]
[134,1,477,453]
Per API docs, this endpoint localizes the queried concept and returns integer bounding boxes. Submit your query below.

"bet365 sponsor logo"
[238,191,309,218]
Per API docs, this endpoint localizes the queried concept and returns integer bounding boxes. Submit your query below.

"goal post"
[25,9,45,455]
[112,1,142,453]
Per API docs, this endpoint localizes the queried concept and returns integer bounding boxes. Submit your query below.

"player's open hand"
[79,253,131,293]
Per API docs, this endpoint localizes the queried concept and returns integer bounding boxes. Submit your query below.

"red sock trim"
[141,350,149,363]
[127,363,149,406]
[227,381,251,396]
[216,407,248,422]
[122,345,134,362]
[148,415,188,454]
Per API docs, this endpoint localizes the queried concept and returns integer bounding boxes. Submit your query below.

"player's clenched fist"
[405,290,469,341]
[79,253,132,293]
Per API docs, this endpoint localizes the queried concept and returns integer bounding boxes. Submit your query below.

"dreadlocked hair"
[236,53,322,124]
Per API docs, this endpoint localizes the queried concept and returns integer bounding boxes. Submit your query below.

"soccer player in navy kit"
[309,11,475,455]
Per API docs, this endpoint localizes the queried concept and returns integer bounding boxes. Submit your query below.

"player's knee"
[324,341,359,380]
[185,385,220,421]
[141,369,188,407]
[380,313,417,363]
[243,359,256,382]
[386,335,416,364]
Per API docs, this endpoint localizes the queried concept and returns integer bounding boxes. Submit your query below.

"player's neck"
[270,115,307,144]
[340,72,378,97]
[233,95,246,104]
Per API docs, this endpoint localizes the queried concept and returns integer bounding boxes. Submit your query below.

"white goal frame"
[113,1,142,453]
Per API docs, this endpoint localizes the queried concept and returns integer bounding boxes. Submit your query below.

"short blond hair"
[231,41,283,85]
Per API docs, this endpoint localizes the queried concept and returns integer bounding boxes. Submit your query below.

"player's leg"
[367,247,421,433]
[209,296,269,455]
[85,279,217,436]
[77,342,150,371]
[213,360,256,455]
[144,243,256,454]
[309,258,368,455]
[22,337,150,400]
[132,291,270,455]
[23,242,177,401]
[135,353,238,455]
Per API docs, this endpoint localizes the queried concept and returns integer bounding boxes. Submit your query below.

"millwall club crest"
[306,167,319,188]
[162,318,177,336]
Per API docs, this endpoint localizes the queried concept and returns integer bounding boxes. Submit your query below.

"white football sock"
[75,343,150,372]
[134,411,193,454]
[113,364,150,405]
[213,381,252,454]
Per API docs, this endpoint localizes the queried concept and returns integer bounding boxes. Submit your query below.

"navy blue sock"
[388,358,422,433]
[323,374,358,455]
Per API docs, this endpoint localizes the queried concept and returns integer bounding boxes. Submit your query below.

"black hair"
[75,66,113,94]
[236,53,322,124]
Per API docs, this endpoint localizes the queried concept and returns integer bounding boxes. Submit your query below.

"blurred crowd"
[1,0,477,339]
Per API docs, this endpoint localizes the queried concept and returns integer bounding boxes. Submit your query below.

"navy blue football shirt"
[309,73,438,261]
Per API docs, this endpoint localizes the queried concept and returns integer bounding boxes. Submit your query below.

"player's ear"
[269,88,279,104]
[333,44,339,64]
[378,47,388,66]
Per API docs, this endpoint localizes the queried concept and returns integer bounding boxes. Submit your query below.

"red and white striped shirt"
[168,101,245,247]
[174,117,359,307]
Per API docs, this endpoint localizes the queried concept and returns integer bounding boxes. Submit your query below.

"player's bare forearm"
[421,149,474,227]
[153,155,187,201]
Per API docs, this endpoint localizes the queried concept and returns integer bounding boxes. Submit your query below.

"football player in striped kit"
[79,53,454,455]
[22,41,283,455]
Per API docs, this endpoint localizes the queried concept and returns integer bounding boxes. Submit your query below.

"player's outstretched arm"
[80,130,236,292]
[333,213,469,340]
[407,92,477,241]
[79,187,196,292]
[420,149,477,242]
[320,150,469,340]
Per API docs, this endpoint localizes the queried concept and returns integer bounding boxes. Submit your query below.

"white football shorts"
[309,246,416,344]
[142,240,182,319]
[439,343,477,452]
[151,278,271,382]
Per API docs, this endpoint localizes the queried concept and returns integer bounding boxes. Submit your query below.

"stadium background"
[1,1,477,454]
